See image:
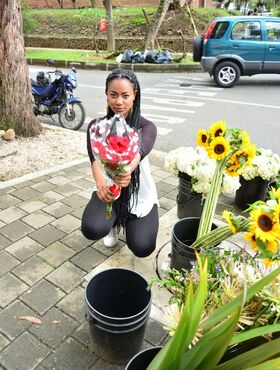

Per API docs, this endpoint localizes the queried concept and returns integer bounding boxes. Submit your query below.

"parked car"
[193,16,280,87]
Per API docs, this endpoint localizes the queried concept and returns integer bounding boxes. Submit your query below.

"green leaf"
[230,324,280,345]
[247,357,280,369]
[202,267,280,332]
[216,337,280,370]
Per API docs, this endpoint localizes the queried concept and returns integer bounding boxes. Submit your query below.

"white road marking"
[79,84,104,89]
[143,96,204,107]
[143,114,186,125]
[142,104,195,114]
[157,127,173,135]
[144,87,216,97]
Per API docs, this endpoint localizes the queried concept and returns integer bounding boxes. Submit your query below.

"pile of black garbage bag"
[120,49,173,64]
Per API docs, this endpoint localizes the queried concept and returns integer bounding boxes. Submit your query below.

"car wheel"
[213,61,240,88]
[193,35,203,62]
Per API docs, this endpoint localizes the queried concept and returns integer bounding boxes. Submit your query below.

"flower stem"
[197,158,227,239]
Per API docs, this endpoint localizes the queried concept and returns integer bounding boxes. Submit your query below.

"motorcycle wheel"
[58,102,86,130]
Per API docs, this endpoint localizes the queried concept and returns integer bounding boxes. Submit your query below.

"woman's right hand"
[96,183,113,203]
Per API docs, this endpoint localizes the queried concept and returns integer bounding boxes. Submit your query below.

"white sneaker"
[103,228,118,248]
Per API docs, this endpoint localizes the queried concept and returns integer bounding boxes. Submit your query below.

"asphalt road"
[29,67,280,155]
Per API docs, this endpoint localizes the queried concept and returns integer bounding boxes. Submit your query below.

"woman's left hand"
[114,168,131,188]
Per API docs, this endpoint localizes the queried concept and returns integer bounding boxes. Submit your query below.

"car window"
[231,21,262,41]
[266,21,280,41]
[210,22,229,39]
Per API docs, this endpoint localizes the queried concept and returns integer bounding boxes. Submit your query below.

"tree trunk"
[144,0,173,50]
[103,0,115,52]
[0,0,41,137]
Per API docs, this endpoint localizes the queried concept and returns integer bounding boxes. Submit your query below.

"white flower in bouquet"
[221,173,241,194]
[242,148,280,181]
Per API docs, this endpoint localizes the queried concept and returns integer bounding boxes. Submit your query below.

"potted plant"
[235,148,280,209]
[164,145,240,219]
[145,255,280,369]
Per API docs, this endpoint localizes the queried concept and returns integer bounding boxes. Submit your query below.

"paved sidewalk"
[0,149,241,370]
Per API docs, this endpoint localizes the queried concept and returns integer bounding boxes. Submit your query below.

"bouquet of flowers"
[241,148,280,181]
[90,114,139,219]
[165,145,240,197]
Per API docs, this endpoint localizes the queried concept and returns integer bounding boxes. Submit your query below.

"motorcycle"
[31,59,85,130]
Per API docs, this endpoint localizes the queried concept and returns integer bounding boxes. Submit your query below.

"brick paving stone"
[156,181,176,194]
[0,220,5,228]
[13,256,53,286]
[0,206,27,223]
[13,180,34,189]
[18,199,48,213]
[91,239,124,257]
[22,210,55,229]
[30,175,49,183]
[158,207,168,217]
[90,359,124,370]
[144,319,168,346]
[29,307,78,349]
[51,214,81,234]
[46,261,85,293]
[42,337,96,370]
[0,194,20,209]
[70,247,106,272]
[159,197,176,211]
[71,206,86,219]
[0,333,9,352]
[55,183,81,196]
[78,188,94,200]
[37,190,64,205]
[20,280,65,315]
[164,188,178,201]
[77,166,92,176]
[0,301,36,340]
[0,220,34,242]
[37,241,75,267]
[152,169,170,179]
[61,194,89,209]
[5,237,44,262]
[162,176,179,186]
[61,229,93,251]
[0,234,11,250]
[0,251,20,276]
[0,332,49,370]
[42,201,72,218]
[62,171,85,181]
[69,178,93,190]
[0,273,28,308]
[47,175,72,186]
[30,181,57,193]
[58,286,85,322]
[0,187,15,197]
[71,321,90,346]
[29,225,66,246]
[11,187,40,201]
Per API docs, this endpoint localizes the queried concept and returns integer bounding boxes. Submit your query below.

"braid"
[105,68,141,227]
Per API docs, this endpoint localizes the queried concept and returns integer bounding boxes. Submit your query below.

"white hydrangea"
[165,146,239,197]
[221,174,241,194]
[242,148,280,181]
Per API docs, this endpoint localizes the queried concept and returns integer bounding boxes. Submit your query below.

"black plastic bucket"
[170,217,217,271]
[125,346,162,370]
[85,268,152,364]
[177,178,203,219]
[235,176,269,210]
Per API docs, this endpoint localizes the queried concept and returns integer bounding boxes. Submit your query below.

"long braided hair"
[105,68,141,227]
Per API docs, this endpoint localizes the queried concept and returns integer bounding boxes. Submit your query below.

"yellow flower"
[222,210,237,234]
[250,208,280,243]
[197,129,209,147]
[241,130,251,147]
[272,203,280,226]
[207,137,230,160]
[244,231,258,251]
[266,240,278,253]
[270,187,280,202]
[209,121,227,139]
[225,162,240,177]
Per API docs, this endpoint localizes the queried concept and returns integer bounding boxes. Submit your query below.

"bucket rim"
[172,216,201,243]
[85,268,152,322]
[125,346,163,369]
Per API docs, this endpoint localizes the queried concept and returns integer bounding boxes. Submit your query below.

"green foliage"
[273,7,280,16]
[191,6,241,26]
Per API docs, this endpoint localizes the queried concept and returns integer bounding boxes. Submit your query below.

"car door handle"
[268,45,276,50]
[233,43,239,47]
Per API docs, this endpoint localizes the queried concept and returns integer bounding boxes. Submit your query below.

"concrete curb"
[27,58,203,73]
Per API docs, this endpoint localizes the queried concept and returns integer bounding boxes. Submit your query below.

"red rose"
[107,136,130,153]
[109,184,121,198]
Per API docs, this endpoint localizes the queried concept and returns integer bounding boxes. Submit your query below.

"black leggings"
[81,192,159,258]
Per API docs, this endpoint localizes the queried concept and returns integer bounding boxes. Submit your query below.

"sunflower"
[225,163,240,177]
[250,208,280,243]
[241,130,251,147]
[222,210,237,234]
[270,187,280,202]
[266,240,278,253]
[207,137,230,160]
[272,203,280,226]
[244,231,258,251]
[209,121,227,139]
[197,129,209,147]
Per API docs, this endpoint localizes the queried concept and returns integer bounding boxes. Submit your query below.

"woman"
[81,68,159,258]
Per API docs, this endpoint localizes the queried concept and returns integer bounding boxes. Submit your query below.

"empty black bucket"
[235,176,269,210]
[85,268,152,364]
[125,346,162,370]
[177,178,203,219]
[170,217,217,271]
